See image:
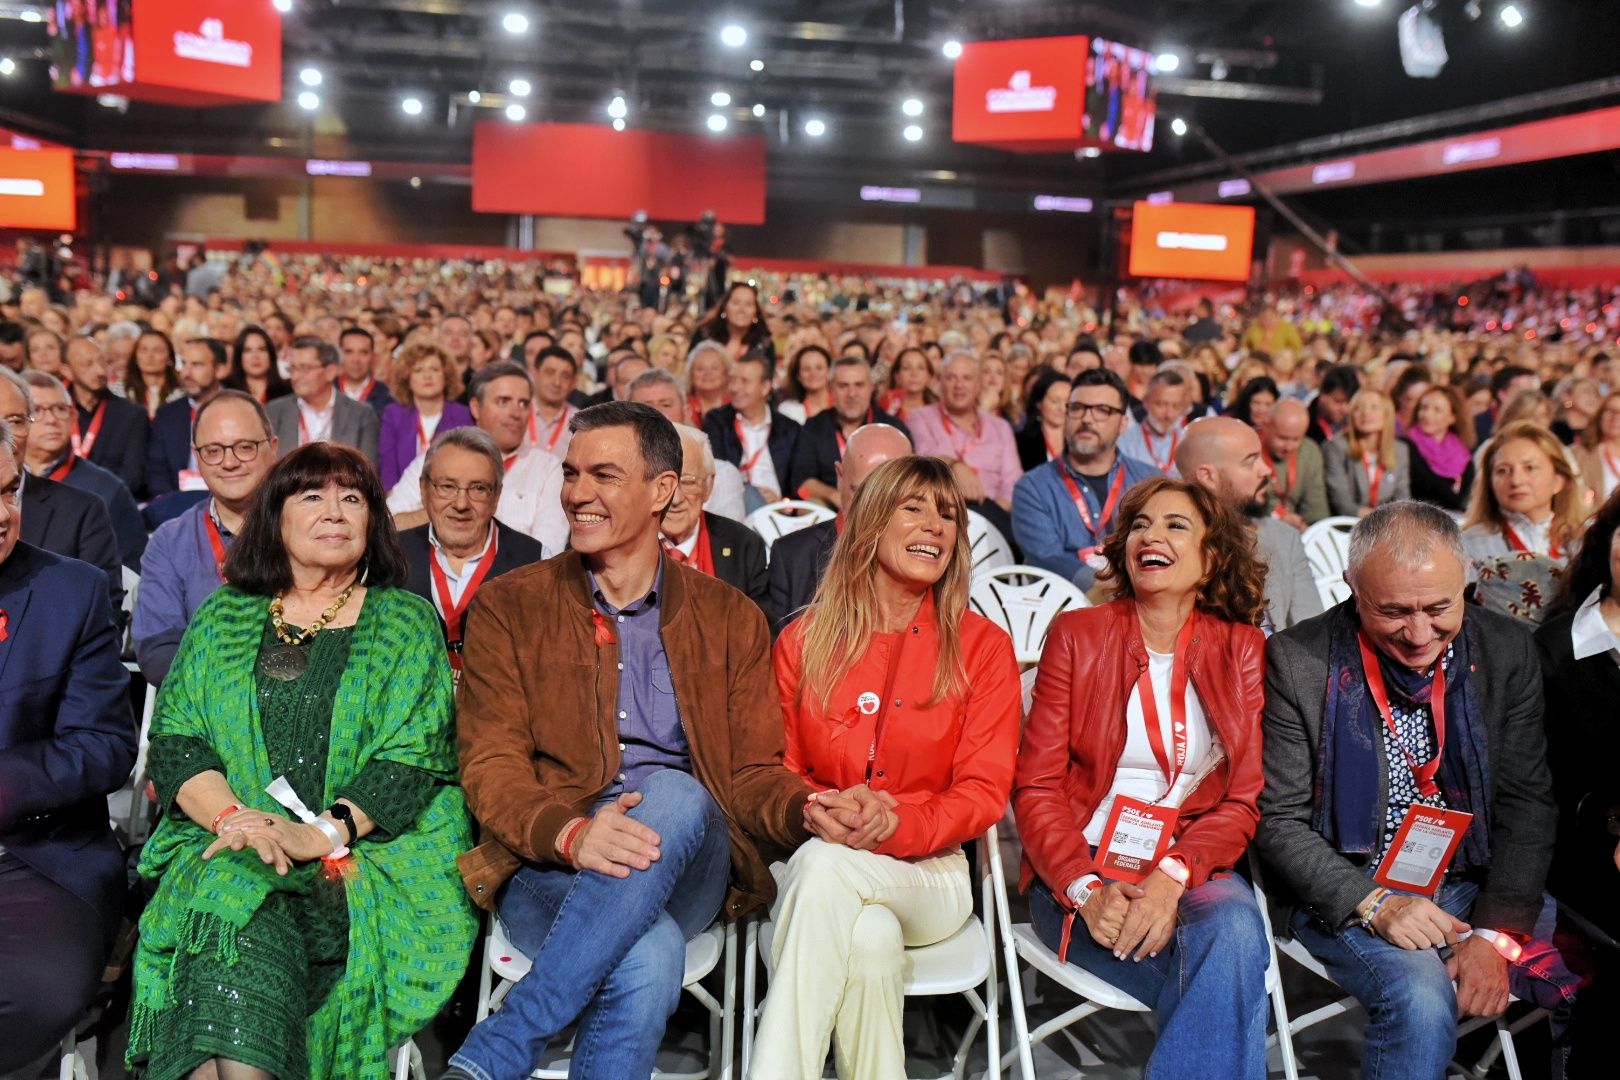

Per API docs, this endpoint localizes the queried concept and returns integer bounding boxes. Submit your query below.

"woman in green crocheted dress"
[128,443,477,1080]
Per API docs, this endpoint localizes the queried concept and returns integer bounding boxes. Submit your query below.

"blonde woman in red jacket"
[1014,476,1273,1079]
[751,455,1022,1080]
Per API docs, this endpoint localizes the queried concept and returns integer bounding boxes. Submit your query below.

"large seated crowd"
[0,249,1617,1080]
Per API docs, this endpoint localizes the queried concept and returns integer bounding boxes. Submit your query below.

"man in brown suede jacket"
[445,402,878,1080]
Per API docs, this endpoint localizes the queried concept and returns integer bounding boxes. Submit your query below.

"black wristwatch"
[327,802,358,845]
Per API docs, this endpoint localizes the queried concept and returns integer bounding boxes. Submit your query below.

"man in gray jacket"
[1255,502,1579,1079]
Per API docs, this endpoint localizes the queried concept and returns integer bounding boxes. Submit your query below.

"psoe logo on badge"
[857,692,881,716]
[174,18,254,68]
[986,69,1058,114]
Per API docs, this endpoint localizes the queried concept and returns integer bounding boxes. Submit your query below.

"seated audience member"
[147,336,228,496]
[389,361,569,555]
[125,329,183,420]
[785,355,910,507]
[691,280,776,364]
[703,350,801,512]
[1324,390,1411,518]
[1403,386,1477,513]
[1256,502,1583,1080]
[663,423,768,610]
[1118,368,1191,477]
[1177,417,1322,631]
[400,427,549,668]
[21,370,145,570]
[25,326,65,377]
[63,334,150,496]
[1260,398,1330,528]
[1015,367,1072,472]
[879,346,936,422]
[753,456,1021,1080]
[526,345,580,458]
[583,349,649,408]
[378,341,474,491]
[0,321,23,371]
[0,367,124,616]
[1015,477,1273,1077]
[1474,364,1540,444]
[1227,376,1280,430]
[0,417,136,1076]
[1460,421,1584,580]
[223,325,292,404]
[1306,364,1360,445]
[776,343,833,424]
[337,326,393,417]
[1123,341,1163,419]
[629,367,746,521]
[909,350,1021,537]
[267,336,381,464]
[1012,369,1160,591]
[685,341,731,426]
[128,443,476,1079]
[1571,390,1620,506]
[446,403,814,1080]
[768,424,912,632]
[1390,363,1433,437]
[134,390,278,685]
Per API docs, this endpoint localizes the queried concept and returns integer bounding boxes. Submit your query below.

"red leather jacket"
[1012,598,1266,900]
[776,593,1022,860]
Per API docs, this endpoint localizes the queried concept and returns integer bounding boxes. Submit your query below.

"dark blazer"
[1533,609,1620,936]
[1255,601,1557,935]
[266,391,381,466]
[399,520,549,646]
[0,543,136,942]
[377,401,475,492]
[1402,436,1474,513]
[704,512,769,612]
[348,379,394,419]
[20,473,125,618]
[764,517,837,635]
[145,395,194,496]
[75,391,149,497]
[1015,422,1060,473]
[703,403,801,497]
[784,408,910,499]
[58,456,147,571]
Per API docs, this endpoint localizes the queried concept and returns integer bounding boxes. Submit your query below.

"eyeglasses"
[194,438,271,465]
[1,413,31,429]
[34,403,73,420]
[287,362,328,377]
[678,474,710,493]
[1066,402,1126,420]
[426,478,496,504]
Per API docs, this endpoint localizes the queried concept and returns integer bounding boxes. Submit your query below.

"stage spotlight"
[707,113,729,132]
[502,13,529,34]
[612,118,626,131]
[299,67,322,87]
[608,95,627,119]
[509,78,532,97]
[0,58,15,77]
[401,96,423,116]
[720,25,747,48]
[1499,4,1524,28]
[505,103,526,121]
[273,0,293,12]
[468,90,482,104]
[1354,0,1383,8]
[804,118,826,137]
[902,97,924,117]
[1154,52,1180,72]
[903,124,924,142]
[297,90,319,111]
[942,40,962,59]
[711,91,732,107]
[750,59,765,72]
[1170,117,1188,137]
[751,103,766,118]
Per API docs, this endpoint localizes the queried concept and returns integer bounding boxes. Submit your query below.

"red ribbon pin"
[0,607,8,642]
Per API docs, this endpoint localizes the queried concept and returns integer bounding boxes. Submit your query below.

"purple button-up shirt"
[133,499,231,685]
[590,566,691,797]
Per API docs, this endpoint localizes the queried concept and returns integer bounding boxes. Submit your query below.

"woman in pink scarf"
[1402,385,1476,511]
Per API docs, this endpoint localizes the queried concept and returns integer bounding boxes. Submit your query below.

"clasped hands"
[1078,869,1185,962]
[1362,892,1509,1018]
[202,806,337,876]
[802,784,900,851]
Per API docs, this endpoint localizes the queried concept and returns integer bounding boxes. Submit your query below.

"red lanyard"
[503,452,518,474]
[1316,416,1334,440]
[1358,630,1446,799]
[834,409,873,459]
[537,407,569,453]
[48,455,75,482]
[1503,520,1561,559]
[688,395,705,427]
[665,514,716,576]
[1137,616,1196,791]
[72,400,106,458]
[429,530,499,668]
[1270,451,1296,494]
[1145,425,1180,474]
[340,375,373,401]
[1056,460,1125,547]
[417,412,434,454]
[202,509,229,581]
[1363,453,1384,504]
[734,415,769,477]
[938,410,984,462]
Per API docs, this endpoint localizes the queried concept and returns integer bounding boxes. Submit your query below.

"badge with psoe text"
[1097,795,1179,884]
[1374,805,1473,896]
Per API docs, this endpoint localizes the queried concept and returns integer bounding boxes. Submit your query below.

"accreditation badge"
[1373,805,1473,896]
[1096,794,1180,884]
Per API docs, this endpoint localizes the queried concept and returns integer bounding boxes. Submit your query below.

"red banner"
[472,123,767,224]
[0,148,77,232]
[1128,202,1256,283]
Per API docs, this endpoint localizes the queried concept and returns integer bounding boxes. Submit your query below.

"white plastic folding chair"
[1300,516,1356,609]
[474,913,736,1080]
[968,566,1088,666]
[739,828,1002,1080]
[120,566,140,656]
[393,1040,427,1080]
[746,500,836,557]
[966,510,1015,578]
[123,679,159,842]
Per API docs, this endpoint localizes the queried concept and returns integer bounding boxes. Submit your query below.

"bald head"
[837,424,912,505]
[1265,398,1310,458]
[1176,416,1272,516]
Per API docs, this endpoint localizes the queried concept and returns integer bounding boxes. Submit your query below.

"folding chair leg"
[719,920,737,1080]
[981,873,1001,1080]
[740,918,758,1079]
[1492,1016,1525,1080]
[1269,978,1300,1080]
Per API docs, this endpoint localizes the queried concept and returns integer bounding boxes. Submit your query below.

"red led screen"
[0,148,78,232]
[1128,202,1256,283]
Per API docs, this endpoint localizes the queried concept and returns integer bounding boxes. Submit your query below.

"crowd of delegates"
[0,254,1618,1079]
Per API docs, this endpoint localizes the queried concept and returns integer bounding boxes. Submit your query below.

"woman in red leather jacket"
[751,455,1022,1080]
[1013,476,1272,1079]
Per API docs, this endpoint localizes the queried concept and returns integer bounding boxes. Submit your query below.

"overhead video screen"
[1084,38,1159,153]
[1128,201,1256,283]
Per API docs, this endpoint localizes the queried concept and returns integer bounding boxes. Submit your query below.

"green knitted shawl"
[128,586,477,1078]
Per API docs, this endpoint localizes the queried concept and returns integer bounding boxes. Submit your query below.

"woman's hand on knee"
[1080,881,1139,947]
[203,828,292,876]
[1114,874,1181,961]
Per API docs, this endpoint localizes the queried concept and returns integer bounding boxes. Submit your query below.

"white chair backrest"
[967,509,1016,577]
[1019,666,1039,718]
[970,565,1089,666]
[746,499,836,555]
[1301,516,1356,609]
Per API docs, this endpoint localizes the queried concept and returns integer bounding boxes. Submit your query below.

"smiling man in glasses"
[1011,367,1160,590]
[398,426,548,668]
[132,389,278,685]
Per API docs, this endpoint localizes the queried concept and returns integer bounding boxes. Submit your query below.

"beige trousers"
[749,839,972,1080]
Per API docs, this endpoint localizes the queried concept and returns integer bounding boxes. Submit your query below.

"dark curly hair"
[1548,483,1620,617]
[1097,476,1269,626]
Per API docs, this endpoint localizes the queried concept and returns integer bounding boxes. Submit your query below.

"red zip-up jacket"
[775,592,1022,860]
[1013,599,1266,901]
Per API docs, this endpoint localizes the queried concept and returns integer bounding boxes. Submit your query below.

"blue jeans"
[1030,874,1271,1079]
[1289,877,1580,1080]
[449,770,733,1080]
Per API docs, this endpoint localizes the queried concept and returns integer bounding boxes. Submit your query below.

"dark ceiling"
[1,1,1617,217]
